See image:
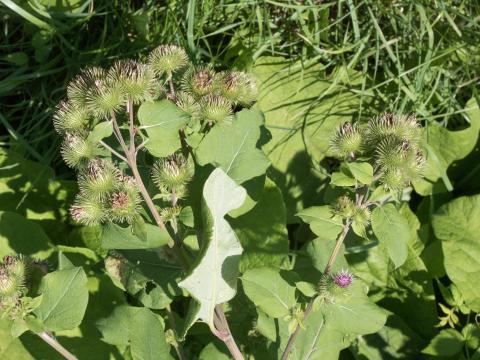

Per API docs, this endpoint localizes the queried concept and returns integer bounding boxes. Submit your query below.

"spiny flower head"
[152,153,193,194]
[330,122,363,159]
[61,133,97,169]
[218,71,258,106]
[0,266,23,300]
[67,67,104,108]
[318,271,353,303]
[80,67,124,118]
[70,194,107,226]
[181,67,217,97]
[333,196,356,219]
[108,60,156,104]
[53,101,90,134]
[108,190,141,224]
[332,269,354,288]
[379,168,407,191]
[148,44,189,75]
[175,91,201,121]
[367,113,421,145]
[375,138,414,170]
[78,158,120,200]
[160,206,182,223]
[107,174,141,224]
[3,255,28,281]
[200,94,233,124]
[375,139,426,190]
[353,206,371,227]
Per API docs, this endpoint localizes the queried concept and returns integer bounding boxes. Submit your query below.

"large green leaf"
[356,313,426,359]
[371,204,410,268]
[296,206,343,241]
[105,250,182,309]
[278,281,386,360]
[432,195,480,312]
[242,267,296,318]
[0,319,34,360]
[347,205,437,336]
[347,238,437,339]
[323,282,387,335]
[100,222,171,249]
[137,100,190,157]
[34,267,89,332]
[253,57,361,219]
[195,108,270,184]
[286,310,347,360]
[97,305,172,360]
[422,329,464,357]
[230,178,289,271]
[178,168,246,330]
[413,98,480,195]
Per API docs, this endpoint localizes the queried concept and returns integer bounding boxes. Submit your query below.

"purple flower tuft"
[332,269,354,288]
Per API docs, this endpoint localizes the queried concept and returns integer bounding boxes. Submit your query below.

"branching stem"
[99,140,127,162]
[108,103,243,360]
[280,220,352,360]
[281,186,368,359]
[37,332,78,360]
[282,186,367,360]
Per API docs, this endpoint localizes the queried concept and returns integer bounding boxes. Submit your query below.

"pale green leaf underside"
[178,168,246,330]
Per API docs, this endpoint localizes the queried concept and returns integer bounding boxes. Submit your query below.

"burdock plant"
[281,113,426,359]
[53,41,424,360]
[54,44,258,359]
